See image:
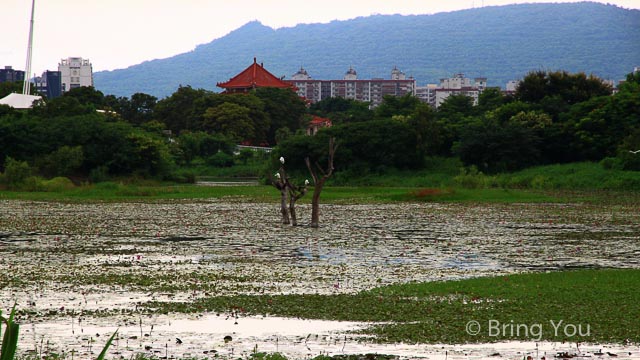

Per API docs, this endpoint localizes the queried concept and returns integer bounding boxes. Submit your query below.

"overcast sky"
[3,0,639,76]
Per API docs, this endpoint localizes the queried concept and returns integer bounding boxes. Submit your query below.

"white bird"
[629,150,640,154]
[275,172,281,179]
[279,156,285,164]
[305,179,310,185]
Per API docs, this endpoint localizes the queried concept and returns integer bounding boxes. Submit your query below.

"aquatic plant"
[0,305,19,360]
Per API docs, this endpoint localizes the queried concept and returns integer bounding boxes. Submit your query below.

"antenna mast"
[23,0,36,95]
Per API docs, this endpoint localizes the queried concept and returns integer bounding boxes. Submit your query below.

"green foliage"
[309,97,373,124]
[175,131,235,165]
[236,148,255,165]
[251,353,289,360]
[0,81,24,99]
[1,157,31,189]
[39,177,76,192]
[477,87,507,112]
[154,85,213,133]
[494,162,640,190]
[616,128,640,171]
[0,305,19,360]
[63,86,105,107]
[455,119,541,173]
[35,146,84,178]
[374,94,422,119]
[89,166,110,183]
[437,94,477,120]
[0,113,177,180]
[274,127,292,144]
[207,151,235,167]
[516,70,612,118]
[203,102,255,141]
[96,330,118,360]
[29,96,95,118]
[146,269,640,344]
[115,131,174,177]
[276,119,422,178]
[253,87,307,144]
[454,166,493,189]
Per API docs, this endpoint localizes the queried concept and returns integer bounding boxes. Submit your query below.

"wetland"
[1,196,639,359]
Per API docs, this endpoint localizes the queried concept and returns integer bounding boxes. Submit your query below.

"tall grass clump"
[0,305,19,360]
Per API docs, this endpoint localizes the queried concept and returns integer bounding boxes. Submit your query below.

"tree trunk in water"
[309,180,325,228]
[289,196,297,226]
[305,137,337,229]
[280,187,290,224]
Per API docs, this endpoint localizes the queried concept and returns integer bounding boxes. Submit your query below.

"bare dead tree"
[305,137,338,228]
[286,179,309,226]
[271,166,290,224]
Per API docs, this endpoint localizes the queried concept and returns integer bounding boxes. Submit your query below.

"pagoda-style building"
[217,58,294,93]
[307,116,332,136]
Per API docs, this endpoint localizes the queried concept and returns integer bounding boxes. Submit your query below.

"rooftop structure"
[217,58,295,93]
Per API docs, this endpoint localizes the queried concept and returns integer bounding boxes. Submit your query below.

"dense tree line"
[277,70,640,174]
[0,84,308,184]
[1,69,638,187]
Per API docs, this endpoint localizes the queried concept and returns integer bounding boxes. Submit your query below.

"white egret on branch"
[305,179,310,185]
[279,156,285,164]
[275,172,281,179]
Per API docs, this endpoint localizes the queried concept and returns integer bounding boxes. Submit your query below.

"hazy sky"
[3,0,639,76]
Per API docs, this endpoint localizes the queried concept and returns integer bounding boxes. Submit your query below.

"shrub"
[600,157,623,170]
[454,166,492,189]
[165,169,196,184]
[36,145,84,178]
[2,157,31,188]
[207,151,234,167]
[41,177,75,191]
[89,165,110,183]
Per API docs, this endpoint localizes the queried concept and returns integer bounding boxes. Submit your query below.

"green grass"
[0,182,559,204]
[494,162,640,190]
[1,160,639,203]
[144,269,640,344]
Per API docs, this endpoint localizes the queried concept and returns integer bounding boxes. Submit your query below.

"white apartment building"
[506,80,519,92]
[286,66,416,108]
[415,84,437,105]
[434,73,486,108]
[58,57,93,92]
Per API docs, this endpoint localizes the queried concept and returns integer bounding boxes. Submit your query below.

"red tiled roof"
[309,116,332,126]
[217,58,293,90]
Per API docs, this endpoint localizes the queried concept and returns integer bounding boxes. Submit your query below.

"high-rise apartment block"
[285,66,416,108]
[58,57,93,92]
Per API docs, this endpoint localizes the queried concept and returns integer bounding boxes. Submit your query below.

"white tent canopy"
[0,93,42,109]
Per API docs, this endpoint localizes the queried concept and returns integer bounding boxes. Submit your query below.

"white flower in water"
[305,179,310,185]
[275,173,281,179]
[279,156,285,164]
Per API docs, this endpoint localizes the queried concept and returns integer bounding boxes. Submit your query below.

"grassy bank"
[0,181,561,203]
[1,160,639,203]
[145,269,640,344]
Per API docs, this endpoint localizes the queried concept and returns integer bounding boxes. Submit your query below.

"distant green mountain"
[94,2,640,98]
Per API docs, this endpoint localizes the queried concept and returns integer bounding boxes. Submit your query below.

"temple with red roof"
[306,116,332,136]
[217,58,295,93]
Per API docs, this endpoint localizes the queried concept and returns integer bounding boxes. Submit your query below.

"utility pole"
[23,0,36,95]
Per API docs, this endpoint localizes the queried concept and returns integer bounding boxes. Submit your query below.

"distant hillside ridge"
[94,2,640,98]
